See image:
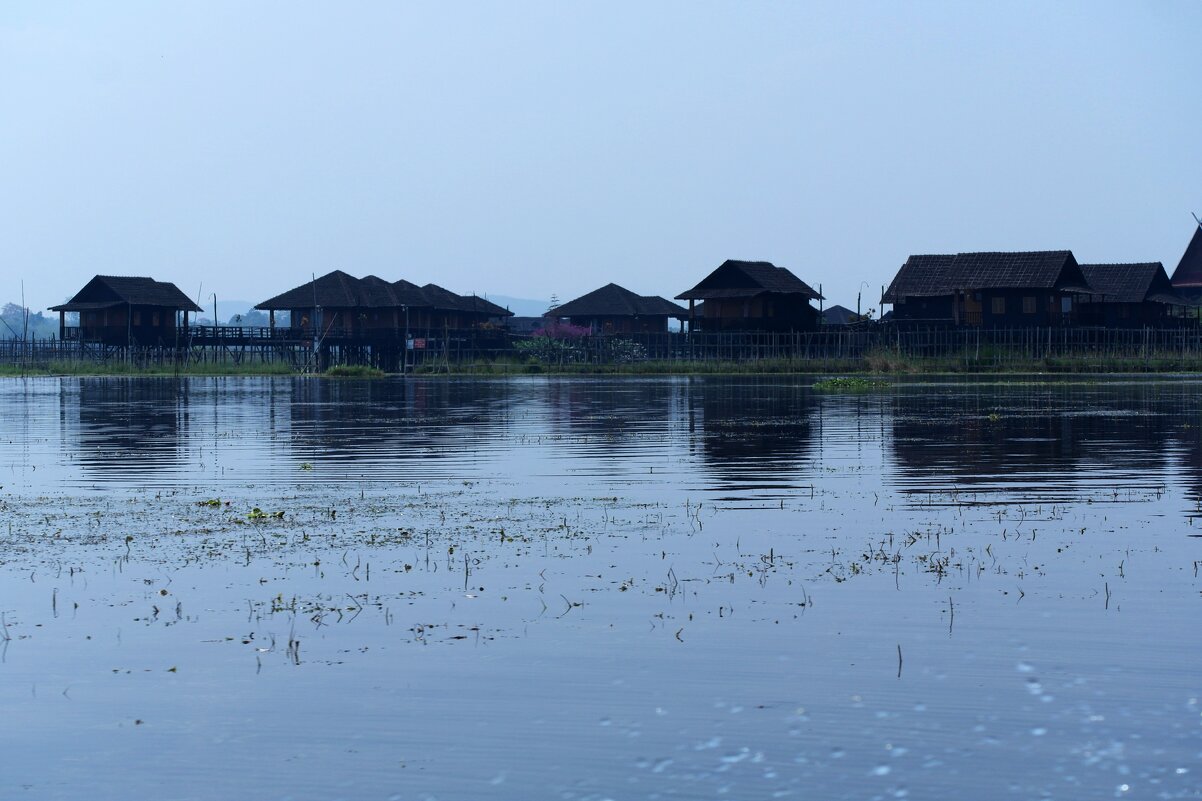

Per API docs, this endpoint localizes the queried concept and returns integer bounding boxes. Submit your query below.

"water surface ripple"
[0,376,1198,800]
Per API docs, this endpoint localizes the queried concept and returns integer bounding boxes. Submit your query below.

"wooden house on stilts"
[51,276,203,346]
[676,261,823,332]
[883,251,1093,327]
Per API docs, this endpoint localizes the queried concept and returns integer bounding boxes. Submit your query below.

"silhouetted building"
[552,283,688,333]
[1169,220,1202,304]
[883,251,1093,327]
[1077,262,1192,326]
[255,270,512,339]
[51,276,203,345]
[677,260,823,332]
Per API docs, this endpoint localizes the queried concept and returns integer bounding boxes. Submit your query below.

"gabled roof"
[51,276,203,312]
[255,270,364,310]
[1079,262,1179,304]
[881,255,956,301]
[555,283,689,319]
[883,251,1090,302]
[1170,223,1202,289]
[676,260,823,301]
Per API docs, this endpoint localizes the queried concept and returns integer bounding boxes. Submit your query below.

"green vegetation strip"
[812,376,890,391]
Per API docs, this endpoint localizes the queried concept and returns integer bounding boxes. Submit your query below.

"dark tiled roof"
[452,293,514,318]
[676,260,823,301]
[51,276,203,312]
[420,283,465,310]
[880,254,956,301]
[393,279,436,308]
[255,270,364,310]
[420,283,512,316]
[883,251,1089,302]
[1170,224,1202,289]
[257,271,514,314]
[555,283,689,319]
[358,275,403,308]
[1079,263,1172,304]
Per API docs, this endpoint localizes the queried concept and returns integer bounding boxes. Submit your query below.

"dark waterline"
[0,376,1199,800]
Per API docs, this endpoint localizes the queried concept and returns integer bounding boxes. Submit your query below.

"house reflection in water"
[285,378,515,471]
[688,378,817,497]
[886,382,1175,504]
[61,378,189,477]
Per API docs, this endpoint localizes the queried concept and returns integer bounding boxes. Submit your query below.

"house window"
[152,312,160,326]
[1023,296,1036,314]
[133,311,142,325]
[991,297,1006,315]
[1061,297,1073,313]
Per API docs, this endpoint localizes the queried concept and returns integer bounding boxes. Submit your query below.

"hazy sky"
[3,2,1201,313]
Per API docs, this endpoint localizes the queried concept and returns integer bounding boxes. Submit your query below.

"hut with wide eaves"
[1077,262,1191,326]
[882,251,1093,327]
[676,260,823,332]
[1169,220,1202,304]
[551,283,688,334]
[51,276,203,345]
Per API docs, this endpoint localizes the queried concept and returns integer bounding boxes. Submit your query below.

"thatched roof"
[51,276,203,313]
[1079,262,1188,305]
[677,260,822,301]
[555,283,688,319]
[1170,223,1202,289]
[883,251,1091,303]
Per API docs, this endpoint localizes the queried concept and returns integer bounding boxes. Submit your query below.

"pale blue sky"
[3,1,1200,313]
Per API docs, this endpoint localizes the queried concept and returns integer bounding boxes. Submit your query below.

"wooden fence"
[4,326,1202,371]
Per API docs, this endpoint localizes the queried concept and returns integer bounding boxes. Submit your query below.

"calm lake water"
[0,376,1199,800]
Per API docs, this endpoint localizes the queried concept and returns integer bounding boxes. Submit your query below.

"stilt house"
[676,261,823,332]
[883,251,1093,327]
[255,270,512,340]
[51,276,203,345]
